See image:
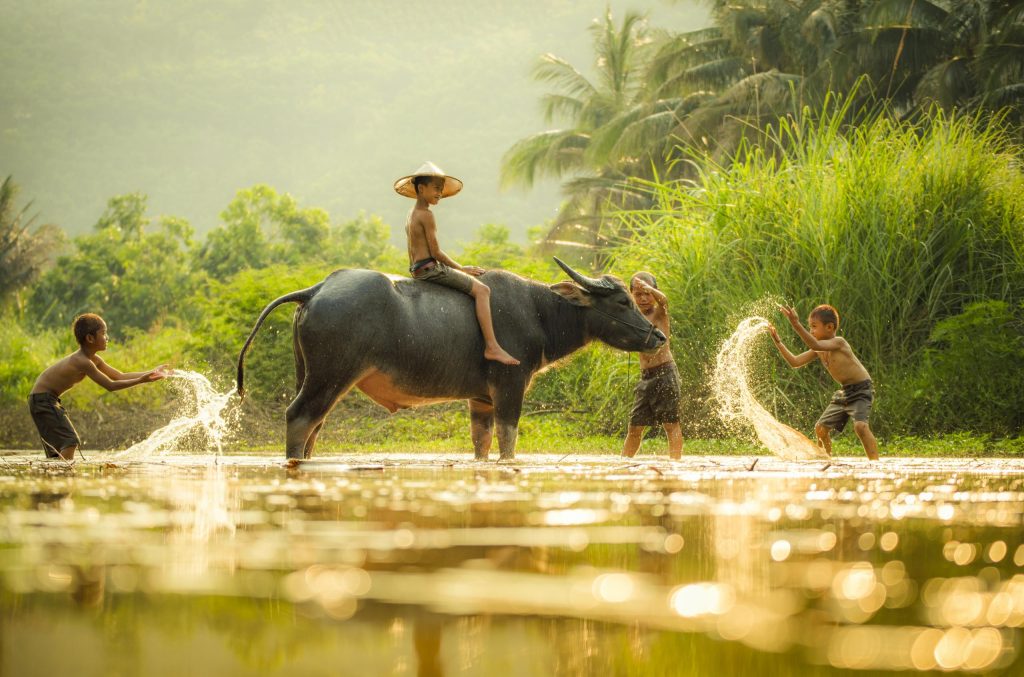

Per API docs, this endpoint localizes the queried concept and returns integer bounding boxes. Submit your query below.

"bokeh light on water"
[1,453,1023,675]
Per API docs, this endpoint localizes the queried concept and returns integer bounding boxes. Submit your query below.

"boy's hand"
[766,324,780,341]
[145,366,171,382]
[462,265,486,276]
[778,305,800,325]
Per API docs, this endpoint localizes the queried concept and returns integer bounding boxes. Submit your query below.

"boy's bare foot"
[484,346,520,365]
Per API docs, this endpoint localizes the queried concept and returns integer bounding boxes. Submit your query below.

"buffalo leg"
[286,372,358,459]
[492,384,525,461]
[302,421,325,459]
[469,398,494,461]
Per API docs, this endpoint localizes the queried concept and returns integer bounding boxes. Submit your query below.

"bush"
[891,301,1024,435]
[613,110,1024,436]
[0,319,66,406]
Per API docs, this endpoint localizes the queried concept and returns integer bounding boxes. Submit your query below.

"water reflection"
[1,454,1023,674]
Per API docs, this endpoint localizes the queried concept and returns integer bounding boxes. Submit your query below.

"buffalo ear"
[549,281,592,306]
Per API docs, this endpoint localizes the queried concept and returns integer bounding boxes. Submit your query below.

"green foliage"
[189,263,336,400]
[0,176,63,311]
[892,301,1024,435]
[0,320,65,406]
[28,193,197,334]
[528,344,638,434]
[613,110,1024,436]
[198,185,328,279]
[327,212,405,273]
[197,187,403,280]
[458,223,561,281]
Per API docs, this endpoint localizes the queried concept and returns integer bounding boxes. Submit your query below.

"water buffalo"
[237,258,665,460]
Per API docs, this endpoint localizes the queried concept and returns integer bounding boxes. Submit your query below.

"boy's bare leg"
[814,424,833,456]
[663,423,684,459]
[853,421,879,460]
[469,280,520,365]
[59,445,77,461]
[622,426,645,457]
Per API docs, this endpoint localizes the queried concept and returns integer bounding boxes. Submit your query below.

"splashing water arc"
[713,317,828,460]
[117,371,236,458]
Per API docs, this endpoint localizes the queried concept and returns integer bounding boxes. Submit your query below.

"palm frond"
[532,54,597,101]
[913,58,975,109]
[864,0,951,30]
[540,93,586,125]
[655,56,751,97]
[500,130,590,189]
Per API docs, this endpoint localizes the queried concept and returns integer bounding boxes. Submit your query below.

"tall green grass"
[601,108,1024,436]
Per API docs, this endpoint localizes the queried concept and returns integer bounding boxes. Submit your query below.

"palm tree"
[509,1,1024,256]
[816,0,1024,121]
[500,9,654,258]
[0,176,62,312]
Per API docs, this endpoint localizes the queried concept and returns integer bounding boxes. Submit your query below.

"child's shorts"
[816,379,873,433]
[629,362,681,427]
[28,392,81,458]
[414,261,476,295]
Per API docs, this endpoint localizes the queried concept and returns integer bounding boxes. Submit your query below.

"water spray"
[117,370,238,459]
[712,316,828,460]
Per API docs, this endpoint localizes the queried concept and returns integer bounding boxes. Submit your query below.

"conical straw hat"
[393,161,463,199]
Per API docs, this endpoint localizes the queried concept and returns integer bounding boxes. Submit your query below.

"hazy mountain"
[1,0,709,244]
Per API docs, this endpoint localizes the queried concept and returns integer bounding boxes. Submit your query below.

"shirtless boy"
[29,313,169,460]
[768,304,880,460]
[621,272,683,459]
[394,161,519,365]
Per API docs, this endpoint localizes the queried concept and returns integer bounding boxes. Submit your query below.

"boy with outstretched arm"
[768,304,879,460]
[29,313,170,460]
[621,272,683,459]
[395,161,519,365]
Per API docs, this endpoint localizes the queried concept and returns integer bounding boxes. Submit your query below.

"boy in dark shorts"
[621,272,683,459]
[768,304,879,460]
[29,313,169,460]
[395,161,519,365]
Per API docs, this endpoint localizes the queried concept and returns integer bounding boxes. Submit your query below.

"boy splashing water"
[395,162,519,365]
[768,304,879,460]
[29,313,170,460]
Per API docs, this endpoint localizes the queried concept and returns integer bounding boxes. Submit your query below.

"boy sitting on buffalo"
[395,161,519,365]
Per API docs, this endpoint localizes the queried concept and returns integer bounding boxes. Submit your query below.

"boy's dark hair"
[630,272,657,289]
[809,304,839,329]
[412,175,444,194]
[72,313,105,345]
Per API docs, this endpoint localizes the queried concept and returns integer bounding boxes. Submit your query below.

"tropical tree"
[816,0,1024,121]
[0,176,62,312]
[511,0,1024,245]
[28,193,197,333]
[500,9,655,258]
[196,184,330,280]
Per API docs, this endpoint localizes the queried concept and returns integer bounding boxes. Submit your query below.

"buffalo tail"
[236,283,323,399]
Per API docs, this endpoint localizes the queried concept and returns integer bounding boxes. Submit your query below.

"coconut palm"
[500,9,655,257]
[0,176,62,312]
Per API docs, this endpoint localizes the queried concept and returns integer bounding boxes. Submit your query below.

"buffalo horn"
[553,257,616,296]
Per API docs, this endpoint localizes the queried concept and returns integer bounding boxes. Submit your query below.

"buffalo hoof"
[497,454,516,463]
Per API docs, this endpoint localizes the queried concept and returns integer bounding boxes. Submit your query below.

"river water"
[1,453,1023,675]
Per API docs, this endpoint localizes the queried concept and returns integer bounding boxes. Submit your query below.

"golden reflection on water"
[1,453,1024,674]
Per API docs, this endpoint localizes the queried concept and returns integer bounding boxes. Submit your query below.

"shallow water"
[2,453,1024,675]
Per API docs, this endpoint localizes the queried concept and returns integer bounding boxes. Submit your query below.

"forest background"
[3,1,1023,455]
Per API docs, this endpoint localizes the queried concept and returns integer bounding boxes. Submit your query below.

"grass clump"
[608,108,1024,439]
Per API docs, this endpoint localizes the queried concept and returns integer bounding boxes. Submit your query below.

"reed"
[601,108,1024,436]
